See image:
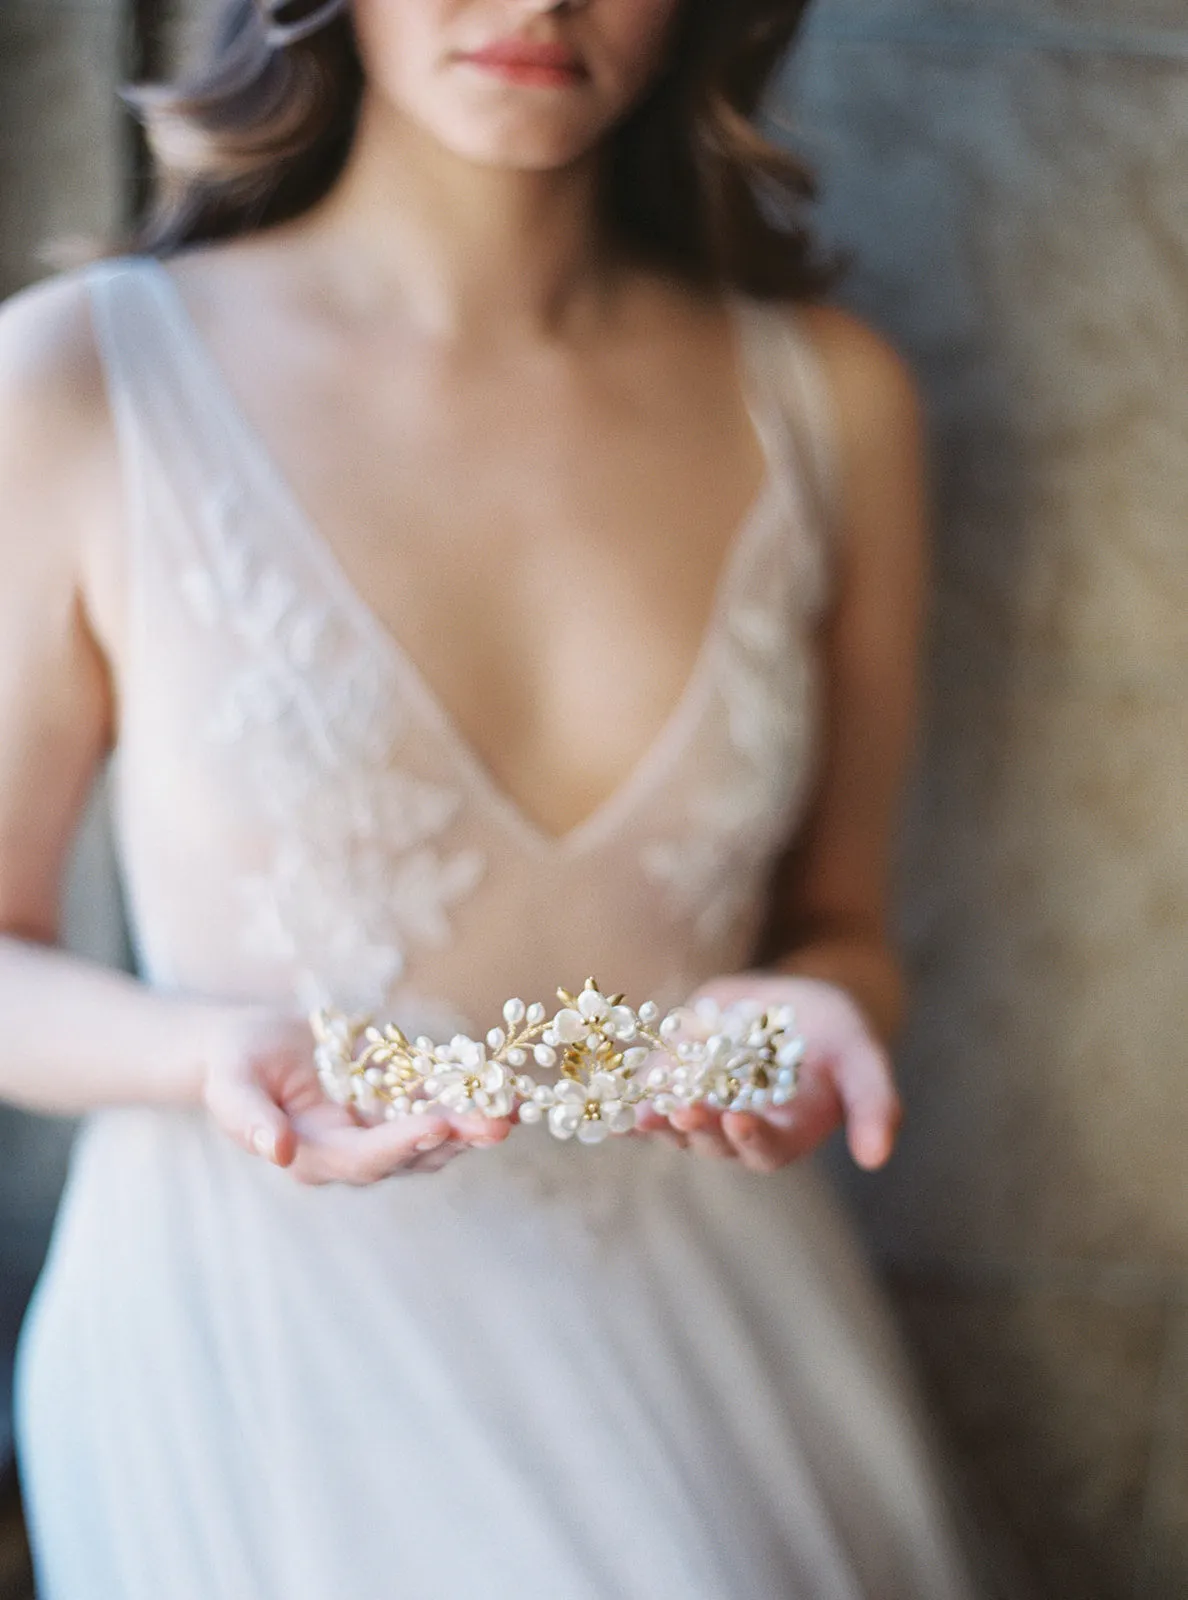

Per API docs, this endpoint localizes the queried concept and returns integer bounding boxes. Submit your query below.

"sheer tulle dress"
[16,257,983,1599]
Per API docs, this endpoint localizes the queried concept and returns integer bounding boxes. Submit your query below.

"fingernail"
[855,1131,888,1169]
[251,1127,276,1160]
[415,1134,448,1153]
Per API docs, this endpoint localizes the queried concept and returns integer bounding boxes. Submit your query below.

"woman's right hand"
[200,1005,513,1184]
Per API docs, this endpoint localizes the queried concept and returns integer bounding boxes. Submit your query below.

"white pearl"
[518,1101,543,1125]
[638,1001,660,1026]
[506,1048,527,1068]
[526,1002,546,1026]
[503,998,527,1025]
[486,1027,506,1050]
[533,1044,557,1069]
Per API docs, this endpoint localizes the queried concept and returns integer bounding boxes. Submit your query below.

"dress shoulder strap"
[84,252,317,608]
[753,301,843,548]
[85,254,236,500]
[772,306,843,543]
[732,296,845,620]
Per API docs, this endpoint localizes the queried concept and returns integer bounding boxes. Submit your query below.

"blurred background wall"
[0,0,130,1479]
[0,2,1184,1597]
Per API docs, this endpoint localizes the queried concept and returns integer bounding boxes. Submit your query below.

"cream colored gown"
[16,256,983,1599]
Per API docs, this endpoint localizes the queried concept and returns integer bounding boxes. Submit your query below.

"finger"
[205,1074,297,1168]
[721,1112,787,1174]
[669,1105,735,1160]
[292,1113,456,1186]
[650,1127,692,1151]
[446,1112,515,1149]
[632,1107,690,1149]
[401,1141,468,1176]
[633,1106,670,1134]
[832,1036,903,1170]
[742,1060,847,1166]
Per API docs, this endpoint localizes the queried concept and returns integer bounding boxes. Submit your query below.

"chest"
[160,289,777,840]
[97,260,835,1011]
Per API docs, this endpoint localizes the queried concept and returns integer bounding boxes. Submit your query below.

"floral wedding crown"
[311,978,804,1144]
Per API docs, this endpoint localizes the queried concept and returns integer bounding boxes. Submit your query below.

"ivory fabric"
[17,257,981,1599]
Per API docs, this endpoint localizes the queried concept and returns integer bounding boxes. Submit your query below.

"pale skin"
[0,0,925,1182]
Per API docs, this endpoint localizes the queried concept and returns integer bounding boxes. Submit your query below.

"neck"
[299,91,624,341]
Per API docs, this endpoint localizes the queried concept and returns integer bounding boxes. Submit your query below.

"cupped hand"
[200,1006,513,1184]
[634,973,902,1175]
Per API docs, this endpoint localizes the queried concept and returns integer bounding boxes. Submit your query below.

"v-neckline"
[141,255,790,859]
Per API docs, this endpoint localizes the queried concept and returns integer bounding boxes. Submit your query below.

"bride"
[0,0,988,1594]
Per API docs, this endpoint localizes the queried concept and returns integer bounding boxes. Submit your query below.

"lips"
[459,37,587,88]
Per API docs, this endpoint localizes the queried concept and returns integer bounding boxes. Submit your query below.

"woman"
[1,0,984,1594]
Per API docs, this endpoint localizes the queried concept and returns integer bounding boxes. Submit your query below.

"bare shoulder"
[0,267,110,458]
[788,304,928,559]
[795,302,923,444]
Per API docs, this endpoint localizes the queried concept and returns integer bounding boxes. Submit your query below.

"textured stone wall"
[1,3,1185,1594]
[791,5,1188,1596]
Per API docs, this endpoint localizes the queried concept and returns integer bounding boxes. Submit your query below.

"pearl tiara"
[311,978,804,1144]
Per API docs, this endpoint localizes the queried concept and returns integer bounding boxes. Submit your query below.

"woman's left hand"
[634,972,902,1174]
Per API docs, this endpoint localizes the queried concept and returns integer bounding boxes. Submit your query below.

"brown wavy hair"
[127,0,835,300]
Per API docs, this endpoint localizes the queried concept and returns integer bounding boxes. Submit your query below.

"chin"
[419,101,611,173]
[452,135,599,171]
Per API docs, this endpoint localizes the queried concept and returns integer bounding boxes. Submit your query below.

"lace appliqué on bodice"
[177,478,485,1014]
[90,259,835,1025]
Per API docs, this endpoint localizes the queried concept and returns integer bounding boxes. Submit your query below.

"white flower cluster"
[312,979,804,1145]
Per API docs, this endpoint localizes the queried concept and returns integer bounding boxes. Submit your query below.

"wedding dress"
[16,256,981,1599]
